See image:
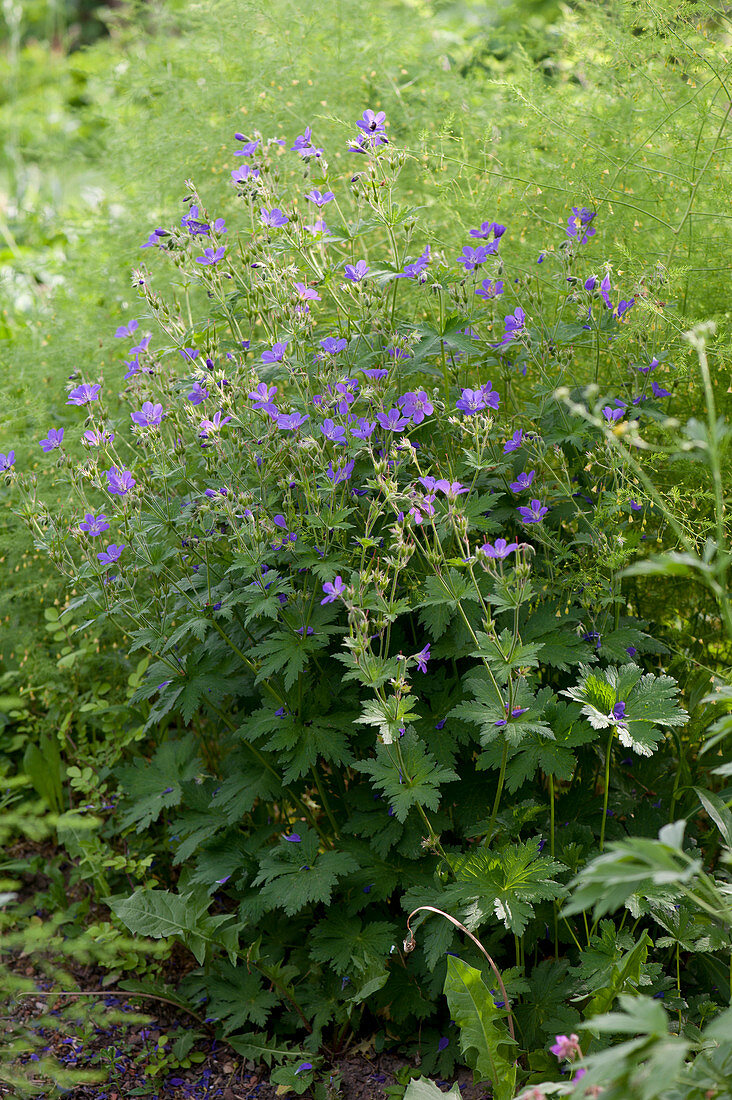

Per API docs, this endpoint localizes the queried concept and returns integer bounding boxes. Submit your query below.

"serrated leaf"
[354,730,458,821]
[451,840,566,935]
[108,888,239,965]
[443,956,516,1096]
[116,736,200,833]
[310,913,397,975]
[252,829,359,916]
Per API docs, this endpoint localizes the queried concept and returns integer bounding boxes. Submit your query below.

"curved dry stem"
[403,904,516,1043]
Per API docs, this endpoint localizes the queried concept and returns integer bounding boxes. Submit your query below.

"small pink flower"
[550,1033,582,1061]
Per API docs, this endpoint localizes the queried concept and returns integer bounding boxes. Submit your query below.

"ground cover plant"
[1,0,732,1096]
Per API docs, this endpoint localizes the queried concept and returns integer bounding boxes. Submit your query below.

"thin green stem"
[599,727,615,854]
[487,739,509,846]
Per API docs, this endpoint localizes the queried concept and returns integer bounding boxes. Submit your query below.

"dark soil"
[3,959,489,1099]
[1,843,491,1099]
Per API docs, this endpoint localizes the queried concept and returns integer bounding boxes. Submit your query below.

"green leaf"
[23,734,65,813]
[310,913,397,975]
[116,736,200,833]
[355,694,421,745]
[195,960,278,1031]
[451,840,566,935]
[562,664,688,757]
[694,786,732,847]
[451,673,553,749]
[443,956,516,1096]
[585,931,651,1018]
[252,829,359,916]
[470,629,544,684]
[354,730,458,822]
[563,824,702,919]
[108,888,239,966]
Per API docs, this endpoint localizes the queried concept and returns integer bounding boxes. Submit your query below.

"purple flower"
[456,385,499,414]
[294,281,321,303]
[344,260,369,282]
[434,479,468,498]
[652,381,670,398]
[584,275,597,291]
[356,109,386,136]
[231,164,260,183]
[399,390,433,424]
[67,382,101,406]
[131,402,164,428]
[79,512,110,537]
[131,333,152,356]
[187,382,209,405]
[501,306,526,345]
[320,418,347,445]
[603,406,625,423]
[305,219,329,235]
[123,357,140,380]
[518,499,549,524]
[612,701,627,722]
[600,274,612,308]
[456,243,496,272]
[276,411,309,430]
[284,833,301,842]
[106,467,136,496]
[0,451,15,471]
[350,417,376,440]
[181,205,211,235]
[396,245,430,280]
[479,537,518,559]
[141,227,166,248]
[638,357,659,374]
[260,207,289,229]
[509,470,535,493]
[320,337,347,356]
[475,278,504,300]
[377,408,410,432]
[470,221,505,240]
[437,1037,449,1052]
[321,576,346,604]
[97,543,125,564]
[114,320,138,338]
[415,644,430,673]
[290,126,322,158]
[305,188,335,206]
[233,135,260,156]
[262,341,289,363]
[503,430,523,453]
[295,1063,313,1075]
[248,382,278,411]
[83,428,114,447]
[361,367,388,381]
[196,246,226,266]
[39,428,64,452]
[326,460,355,485]
[616,297,635,318]
[566,206,596,245]
[199,411,232,436]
